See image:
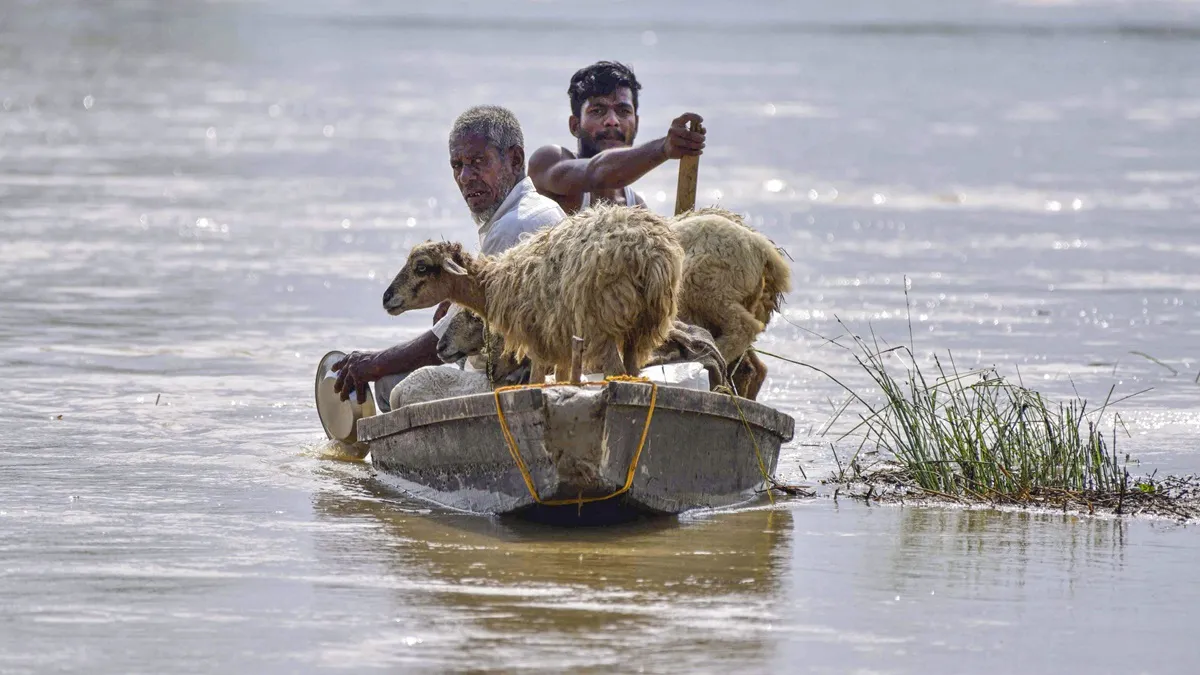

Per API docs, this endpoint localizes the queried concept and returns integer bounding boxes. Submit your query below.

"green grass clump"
[760,288,1199,519]
[836,334,1133,502]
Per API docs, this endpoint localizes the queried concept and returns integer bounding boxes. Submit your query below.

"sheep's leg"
[727,350,768,399]
[547,360,568,381]
[549,359,573,384]
[601,341,625,378]
[711,305,766,363]
[729,353,754,397]
[621,341,641,377]
[568,337,585,384]
[740,350,768,400]
[529,361,550,385]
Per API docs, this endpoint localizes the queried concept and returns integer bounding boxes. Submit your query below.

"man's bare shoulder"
[528,145,584,212]
[529,144,577,169]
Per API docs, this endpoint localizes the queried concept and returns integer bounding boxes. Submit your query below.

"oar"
[673,119,705,216]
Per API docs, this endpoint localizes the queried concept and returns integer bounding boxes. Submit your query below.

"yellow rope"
[492,376,658,507]
[727,351,747,397]
[725,390,776,505]
[729,347,815,497]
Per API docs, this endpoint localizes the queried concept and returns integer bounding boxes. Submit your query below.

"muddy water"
[3,0,1200,672]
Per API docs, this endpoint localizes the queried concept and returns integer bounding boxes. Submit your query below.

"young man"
[529,60,707,214]
[332,105,566,410]
[530,63,768,398]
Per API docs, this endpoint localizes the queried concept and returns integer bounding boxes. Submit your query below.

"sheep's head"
[436,308,526,383]
[382,241,471,316]
[436,308,487,363]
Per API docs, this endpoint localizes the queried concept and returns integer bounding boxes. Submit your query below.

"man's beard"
[470,172,520,226]
[578,129,632,159]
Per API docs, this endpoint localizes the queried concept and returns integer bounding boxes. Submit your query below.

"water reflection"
[310,473,793,670]
[887,506,1127,598]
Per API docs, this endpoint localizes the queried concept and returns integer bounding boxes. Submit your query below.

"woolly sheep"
[670,206,792,400]
[441,307,730,391]
[383,204,684,382]
[429,206,790,398]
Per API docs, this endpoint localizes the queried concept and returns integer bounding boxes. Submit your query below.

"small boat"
[321,150,794,523]
[355,379,795,523]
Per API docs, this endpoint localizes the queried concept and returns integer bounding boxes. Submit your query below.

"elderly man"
[529,60,706,214]
[332,105,566,411]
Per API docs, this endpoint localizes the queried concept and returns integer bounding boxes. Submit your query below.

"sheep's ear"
[442,258,468,276]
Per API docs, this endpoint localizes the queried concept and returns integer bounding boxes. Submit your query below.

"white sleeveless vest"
[580,186,640,209]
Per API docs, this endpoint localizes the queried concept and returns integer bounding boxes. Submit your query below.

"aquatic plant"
[758,286,1199,520]
[825,331,1135,501]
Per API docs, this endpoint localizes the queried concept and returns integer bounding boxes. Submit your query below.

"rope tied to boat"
[492,375,658,508]
[721,386,777,505]
[720,352,774,494]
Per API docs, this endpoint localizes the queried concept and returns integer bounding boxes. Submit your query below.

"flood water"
[4,0,1200,672]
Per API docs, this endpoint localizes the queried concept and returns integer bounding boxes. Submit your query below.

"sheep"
[387,365,493,411]
[436,307,529,385]
[441,307,730,391]
[670,206,792,400]
[383,203,684,383]
[426,206,790,398]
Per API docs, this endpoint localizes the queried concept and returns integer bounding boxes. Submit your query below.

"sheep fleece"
[670,206,792,360]
[482,204,684,372]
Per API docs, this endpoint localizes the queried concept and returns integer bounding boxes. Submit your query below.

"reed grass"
[832,331,1135,501]
[761,285,1198,519]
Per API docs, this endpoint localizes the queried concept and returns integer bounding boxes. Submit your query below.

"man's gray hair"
[448,105,525,153]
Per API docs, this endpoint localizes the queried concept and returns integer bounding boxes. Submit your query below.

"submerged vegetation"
[762,293,1200,521]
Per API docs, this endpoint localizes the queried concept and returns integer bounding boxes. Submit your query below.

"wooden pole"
[569,336,585,385]
[673,120,704,216]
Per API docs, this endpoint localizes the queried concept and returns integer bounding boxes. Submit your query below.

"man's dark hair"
[568,61,642,118]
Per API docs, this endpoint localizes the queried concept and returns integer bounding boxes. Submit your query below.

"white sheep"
[386,366,493,411]
[670,207,792,399]
[383,203,684,383]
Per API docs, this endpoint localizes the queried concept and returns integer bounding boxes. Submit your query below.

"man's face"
[571,88,638,158]
[449,133,522,225]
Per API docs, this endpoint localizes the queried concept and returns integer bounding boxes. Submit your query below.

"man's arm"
[530,141,665,197]
[530,112,706,198]
[331,330,442,403]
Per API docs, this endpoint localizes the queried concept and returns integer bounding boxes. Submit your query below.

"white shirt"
[431,176,566,340]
